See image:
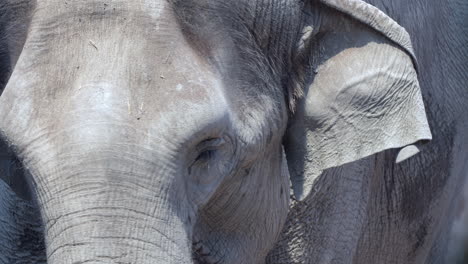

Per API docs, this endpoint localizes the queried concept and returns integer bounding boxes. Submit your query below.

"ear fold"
[284,0,432,200]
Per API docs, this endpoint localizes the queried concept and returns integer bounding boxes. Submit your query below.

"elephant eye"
[189,137,226,170]
[193,138,225,164]
[187,135,235,201]
[194,149,217,164]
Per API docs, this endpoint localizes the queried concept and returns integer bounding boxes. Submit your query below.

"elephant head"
[0,0,431,263]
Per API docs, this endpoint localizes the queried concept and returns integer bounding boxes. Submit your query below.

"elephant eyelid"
[194,149,217,164]
[195,137,225,152]
[188,138,226,168]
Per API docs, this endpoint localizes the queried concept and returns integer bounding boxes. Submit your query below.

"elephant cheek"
[193,146,290,263]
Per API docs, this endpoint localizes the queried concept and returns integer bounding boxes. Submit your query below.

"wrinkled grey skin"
[446,177,468,264]
[267,1,468,263]
[0,0,466,264]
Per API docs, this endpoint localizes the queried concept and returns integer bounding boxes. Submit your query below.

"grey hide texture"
[268,0,468,263]
[0,180,45,264]
[284,0,431,200]
[0,0,467,263]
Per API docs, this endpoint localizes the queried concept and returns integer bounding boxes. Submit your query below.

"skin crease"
[0,1,466,264]
[268,0,468,264]
[0,0,292,263]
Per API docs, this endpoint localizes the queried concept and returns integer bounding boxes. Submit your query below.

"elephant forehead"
[13,52,228,147]
[62,71,230,144]
[63,35,224,117]
[0,0,232,148]
[35,0,169,20]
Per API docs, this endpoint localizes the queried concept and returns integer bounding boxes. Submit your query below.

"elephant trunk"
[27,138,195,264]
[43,198,192,263]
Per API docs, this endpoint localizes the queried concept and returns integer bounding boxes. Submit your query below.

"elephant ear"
[284,0,432,200]
[0,0,35,94]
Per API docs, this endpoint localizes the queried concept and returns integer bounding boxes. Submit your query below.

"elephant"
[0,0,467,263]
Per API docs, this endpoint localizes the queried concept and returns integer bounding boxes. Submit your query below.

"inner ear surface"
[284,3,431,200]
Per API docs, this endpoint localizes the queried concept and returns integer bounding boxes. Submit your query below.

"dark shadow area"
[0,137,33,201]
[0,16,11,96]
[0,135,46,263]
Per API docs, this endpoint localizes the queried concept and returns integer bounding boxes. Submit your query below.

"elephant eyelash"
[194,149,217,164]
[191,137,225,166]
[188,148,218,175]
[196,137,225,151]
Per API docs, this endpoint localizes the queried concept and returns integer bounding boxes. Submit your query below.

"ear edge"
[284,3,432,200]
[319,0,419,71]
